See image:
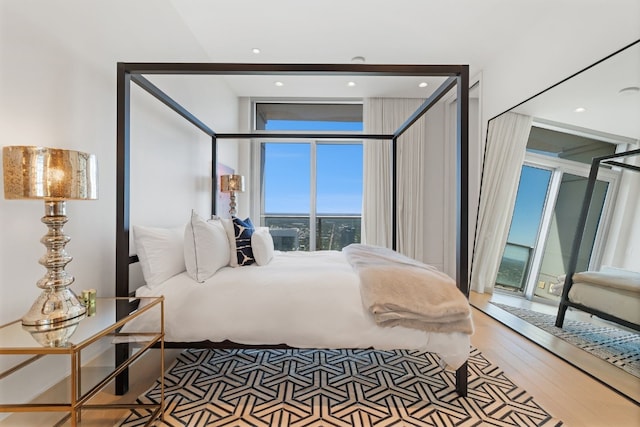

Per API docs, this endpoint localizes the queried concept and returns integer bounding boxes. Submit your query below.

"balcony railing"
[262,214,361,251]
[495,242,533,292]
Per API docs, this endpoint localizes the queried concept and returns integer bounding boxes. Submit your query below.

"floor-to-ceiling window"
[254,102,363,251]
[496,126,620,301]
[495,165,551,291]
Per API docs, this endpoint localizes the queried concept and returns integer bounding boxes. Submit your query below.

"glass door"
[315,143,362,250]
[261,141,363,251]
[496,154,618,300]
[531,174,610,300]
[495,165,552,292]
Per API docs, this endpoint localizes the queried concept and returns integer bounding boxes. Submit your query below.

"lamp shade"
[3,146,98,200]
[220,174,245,193]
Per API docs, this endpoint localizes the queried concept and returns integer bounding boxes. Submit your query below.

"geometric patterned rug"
[494,303,640,379]
[119,347,563,426]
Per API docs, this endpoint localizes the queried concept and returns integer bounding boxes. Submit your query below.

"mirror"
[470,41,640,403]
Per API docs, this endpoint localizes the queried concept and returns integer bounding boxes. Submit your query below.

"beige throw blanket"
[343,244,473,335]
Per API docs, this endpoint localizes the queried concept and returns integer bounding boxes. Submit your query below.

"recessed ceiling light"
[347,81,357,87]
[274,81,284,87]
[574,107,586,113]
[418,82,428,88]
[351,56,366,64]
[252,48,261,54]
[619,86,640,96]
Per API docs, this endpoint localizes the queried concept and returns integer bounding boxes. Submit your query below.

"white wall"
[601,153,640,271]
[0,0,239,406]
[481,5,640,122]
[622,184,640,270]
[129,75,239,229]
[443,85,481,280]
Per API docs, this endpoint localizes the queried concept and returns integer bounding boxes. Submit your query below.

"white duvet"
[570,268,640,324]
[127,250,470,368]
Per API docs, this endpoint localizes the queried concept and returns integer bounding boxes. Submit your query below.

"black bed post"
[211,135,218,217]
[116,62,131,395]
[456,67,470,297]
[113,62,473,398]
[455,66,470,397]
[391,136,398,251]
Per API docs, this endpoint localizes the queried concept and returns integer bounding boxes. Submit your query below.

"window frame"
[249,99,364,251]
[517,151,620,299]
[254,102,363,131]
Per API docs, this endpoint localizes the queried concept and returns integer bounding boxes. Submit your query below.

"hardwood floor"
[2,304,639,426]
[470,297,640,426]
[472,290,640,404]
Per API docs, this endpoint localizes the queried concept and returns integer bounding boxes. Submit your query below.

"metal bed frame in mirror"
[556,148,640,331]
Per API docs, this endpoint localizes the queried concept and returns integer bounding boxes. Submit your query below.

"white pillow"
[184,211,230,282]
[221,218,238,267]
[251,227,275,266]
[133,225,185,289]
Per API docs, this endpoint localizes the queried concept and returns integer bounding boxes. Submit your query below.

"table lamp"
[2,146,98,346]
[220,174,245,216]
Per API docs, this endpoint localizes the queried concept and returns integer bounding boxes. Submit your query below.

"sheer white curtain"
[362,98,428,260]
[362,98,392,247]
[470,112,533,294]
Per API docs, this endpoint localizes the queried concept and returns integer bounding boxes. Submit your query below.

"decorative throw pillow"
[222,218,238,267]
[228,217,256,266]
[184,211,230,282]
[251,227,275,266]
[133,225,185,289]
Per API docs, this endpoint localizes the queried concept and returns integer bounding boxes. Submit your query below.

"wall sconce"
[3,146,98,346]
[220,174,245,216]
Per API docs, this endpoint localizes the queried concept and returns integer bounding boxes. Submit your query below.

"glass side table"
[0,296,164,426]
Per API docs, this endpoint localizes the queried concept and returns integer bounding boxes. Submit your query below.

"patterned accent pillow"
[232,217,255,266]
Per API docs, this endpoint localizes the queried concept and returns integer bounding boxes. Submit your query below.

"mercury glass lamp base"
[21,288,87,347]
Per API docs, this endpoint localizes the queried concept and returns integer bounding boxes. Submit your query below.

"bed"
[552,267,640,328]
[116,62,472,395]
[126,222,472,369]
[555,148,640,332]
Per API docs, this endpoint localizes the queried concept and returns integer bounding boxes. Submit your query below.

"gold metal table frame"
[0,296,164,426]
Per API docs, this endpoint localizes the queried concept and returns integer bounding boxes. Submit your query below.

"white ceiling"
[168,0,547,69]
[162,0,578,99]
[221,74,450,99]
[157,0,639,139]
[512,42,640,141]
[12,0,634,137]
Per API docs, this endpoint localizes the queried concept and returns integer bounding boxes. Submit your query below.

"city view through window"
[258,104,363,251]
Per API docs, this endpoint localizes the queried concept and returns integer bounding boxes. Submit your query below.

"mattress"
[126,250,471,369]
[569,283,640,325]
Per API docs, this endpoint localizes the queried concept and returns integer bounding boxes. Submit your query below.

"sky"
[263,120,363,215]
[506,165,551,248]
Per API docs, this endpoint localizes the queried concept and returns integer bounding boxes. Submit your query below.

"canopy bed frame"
[555,148,640,331]
[115,62,470,396]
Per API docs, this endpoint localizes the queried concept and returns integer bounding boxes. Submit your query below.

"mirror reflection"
[470,41,640,403]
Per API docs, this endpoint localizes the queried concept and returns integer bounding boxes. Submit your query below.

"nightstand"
[0,297,164,426]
